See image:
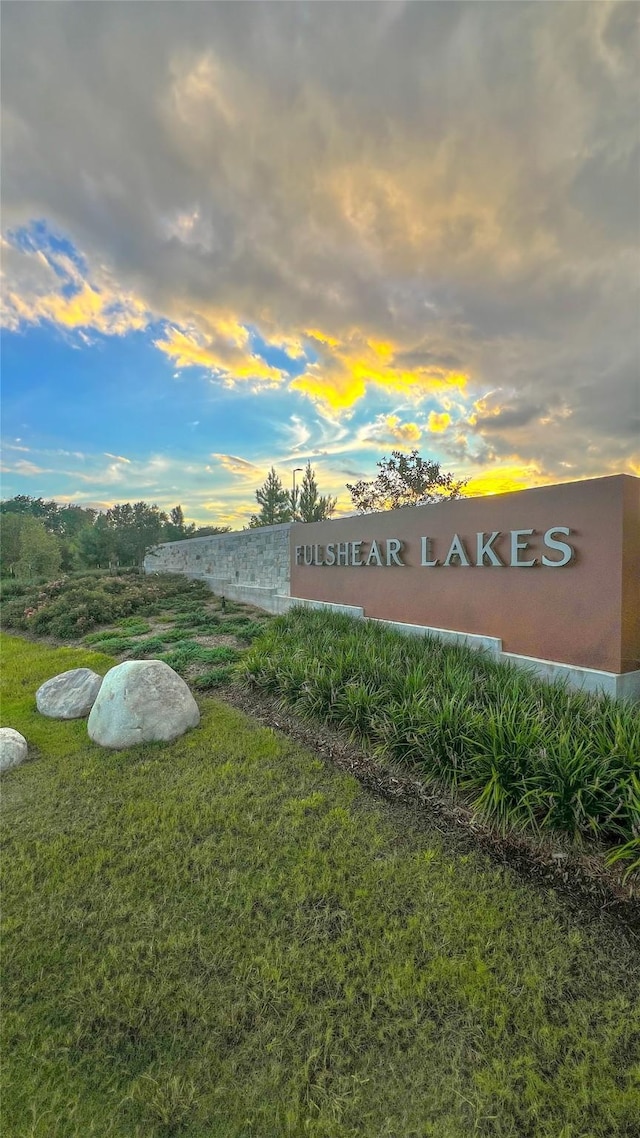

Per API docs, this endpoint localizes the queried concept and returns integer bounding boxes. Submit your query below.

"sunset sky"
[2,1,638,528]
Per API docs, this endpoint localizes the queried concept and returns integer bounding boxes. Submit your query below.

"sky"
[1,1,639,528]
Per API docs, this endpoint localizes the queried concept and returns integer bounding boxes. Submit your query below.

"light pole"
[292,467,303,522]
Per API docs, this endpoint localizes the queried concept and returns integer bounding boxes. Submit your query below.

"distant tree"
[57,505,97,537]
[0,513,25,576]
[15,516,62,580]
[192,525,232,538]
[163,505,197,543]
[0,495,60,532]
[346,450,467,513]
[248,468,292,528]
[294,462,337,522]
[73,514,116,568]
[57,506,98,570]
[106,501,168,566]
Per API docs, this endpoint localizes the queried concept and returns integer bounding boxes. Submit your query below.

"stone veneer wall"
[143,523,292,610]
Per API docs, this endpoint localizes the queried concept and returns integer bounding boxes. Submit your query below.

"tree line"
[1,452,464,579]
[0,497,230,579]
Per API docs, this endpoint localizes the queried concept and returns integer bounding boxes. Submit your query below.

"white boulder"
[36,668,103,719]
[87,660,200,749]
[0,728,28,772]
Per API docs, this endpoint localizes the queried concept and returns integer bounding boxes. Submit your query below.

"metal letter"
[336,542,349,566]
[386,539,404,566]
[365,540,383,567]
[476,531,504,566]
[443,534,471,566]
[421,536,438,566]
[542,527,573,567]
[510,529,536,567]
[325,543,336,566]
[295,545,303,565]
[304,545,314,566]
[351,541,363,566]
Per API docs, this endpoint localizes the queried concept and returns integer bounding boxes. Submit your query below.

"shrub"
[128,637,170,658]
[238,608,640,854]
[192,665,237,689]
[0,572,214,639]
[0,580,29,600]
[161,642,240,675]
[117,617,152,635]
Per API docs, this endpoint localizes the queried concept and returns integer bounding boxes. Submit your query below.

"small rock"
[0,728,28,772]
[36,668,103,719]
[87,660,200,750]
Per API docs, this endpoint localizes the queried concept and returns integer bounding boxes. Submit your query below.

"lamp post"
[292,467,303,522]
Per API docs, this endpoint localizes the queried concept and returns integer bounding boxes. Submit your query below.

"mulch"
[219,683,640,941]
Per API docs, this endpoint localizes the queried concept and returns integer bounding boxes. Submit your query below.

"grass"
[239,608,640,869]
[2,632,640,1137]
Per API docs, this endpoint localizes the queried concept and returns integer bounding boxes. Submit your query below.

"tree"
[106,501,168,566]
[248,468,292,528]
[346,450,467,513]
[0,513,25,576]
[163,505,197,543]
[192,525,232,538]
[0,495,60,532]
[57,506,98,570]
[295,462,337,522]
[73,514,116,568]
[15,516,62,580]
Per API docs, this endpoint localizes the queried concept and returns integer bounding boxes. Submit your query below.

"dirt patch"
[219,683,640,939]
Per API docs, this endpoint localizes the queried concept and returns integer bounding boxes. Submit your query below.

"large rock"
[87,660,200,749]
[0,728,28,772]
[36,668,103,719]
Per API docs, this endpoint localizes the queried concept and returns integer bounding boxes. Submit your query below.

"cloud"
[211,454,262,477]
[155,323,288,387]
[2,229,150,335]
[1,1,638,486]
[427,411,452,434]
[3,459,52,476]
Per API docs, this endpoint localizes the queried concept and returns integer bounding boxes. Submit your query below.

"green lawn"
[2,634,639,1138]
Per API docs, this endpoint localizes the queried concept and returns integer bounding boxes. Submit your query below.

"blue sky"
[2,2,638,526]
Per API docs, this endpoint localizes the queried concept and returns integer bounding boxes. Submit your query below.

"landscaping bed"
[0,570,271,690]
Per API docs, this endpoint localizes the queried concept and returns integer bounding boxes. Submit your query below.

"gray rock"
[0,728,28,772]
[87,660,200,750]
[36,668,103,719]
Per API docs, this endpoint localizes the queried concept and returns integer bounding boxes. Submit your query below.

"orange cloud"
[211,453,262,476]
[155,325,283,384]
[385,416,422,443]
[427,410,452,433]
[465,465,552,497]
[293,330,469,412]
[4,282,149,335]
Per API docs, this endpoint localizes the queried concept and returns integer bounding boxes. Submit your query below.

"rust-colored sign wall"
[290,474,640,675]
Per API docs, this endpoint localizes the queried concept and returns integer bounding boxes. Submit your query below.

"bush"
[0,572,214,639]
[161,642,240,674]
[116,617,152,635]
[192,665,237,689]
[238,608,640,853]
[128,637,170,658]
[0,580,29,600]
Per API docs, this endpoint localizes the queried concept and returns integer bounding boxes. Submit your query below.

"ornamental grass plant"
[239,608,640,871]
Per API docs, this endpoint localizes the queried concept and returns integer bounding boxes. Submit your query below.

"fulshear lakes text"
[295,528,574,569]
